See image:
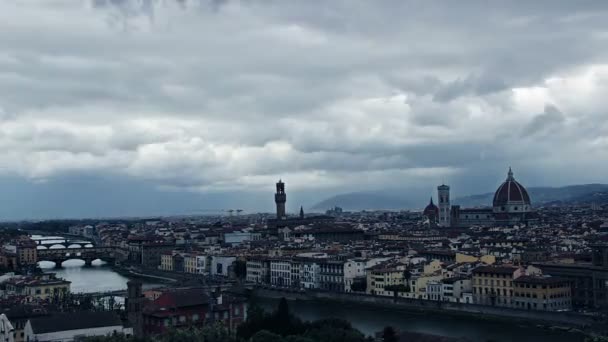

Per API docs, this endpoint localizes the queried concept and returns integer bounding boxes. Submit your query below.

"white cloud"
[0,0,607,201]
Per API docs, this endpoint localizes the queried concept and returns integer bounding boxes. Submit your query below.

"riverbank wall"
[252,288,606,333]
[112,265,178,282]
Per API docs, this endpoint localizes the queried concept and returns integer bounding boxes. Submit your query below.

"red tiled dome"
[493,168,531,207]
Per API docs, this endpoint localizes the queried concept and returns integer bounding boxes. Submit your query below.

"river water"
[256,297,587,342]
[38,259,164,293]
[33,235,161,293]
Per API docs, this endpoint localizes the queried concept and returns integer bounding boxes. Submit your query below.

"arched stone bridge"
[37,247,118,267]
[36,239,94,249]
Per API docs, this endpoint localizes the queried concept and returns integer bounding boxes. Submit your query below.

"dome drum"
[492,168,531,214]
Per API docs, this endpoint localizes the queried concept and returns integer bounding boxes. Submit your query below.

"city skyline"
[1,1,608,219]
[1,2,607,341]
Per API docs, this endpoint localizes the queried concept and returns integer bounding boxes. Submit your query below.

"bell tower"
[437,184,451,227]
[275,180,287,219]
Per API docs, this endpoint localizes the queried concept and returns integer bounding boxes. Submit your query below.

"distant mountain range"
[455,184,608,207]
[311,184,608,211]
[311,192,415,211]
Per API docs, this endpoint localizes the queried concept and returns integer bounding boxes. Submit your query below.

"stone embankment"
[252,287,606,333]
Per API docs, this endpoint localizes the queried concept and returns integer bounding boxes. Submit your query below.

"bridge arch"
[37,247,118,268]
[38,258,109,268]
[49,244,68,249]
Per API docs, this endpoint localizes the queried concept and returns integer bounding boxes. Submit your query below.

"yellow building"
[411,273,444,297]
[366,267,405,296]
[400,260,448,298]
[513,276,572,311]
[0,252,18,270]
[160,253,174,271]
[183,254,199,274]
[455,253,496,265]
[17,240,38,267]
[472,265,522,307]
[423,260,443,274]
[143,288,165,301]
[5,274,70,301]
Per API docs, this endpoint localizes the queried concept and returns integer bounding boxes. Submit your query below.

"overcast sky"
[1,0,608,219]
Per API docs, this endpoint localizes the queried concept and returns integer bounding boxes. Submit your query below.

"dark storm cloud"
[433,74,509,103]
[0,0,608,218]
[522,105,566,137]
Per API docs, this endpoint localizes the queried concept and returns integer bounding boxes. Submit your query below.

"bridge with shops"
[37,246,119,267]
[35,238,94,249]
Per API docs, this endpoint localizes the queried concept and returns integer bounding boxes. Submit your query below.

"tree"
[80,295,95,311]
[234,259,247,280]
[250,330,284,342]
[382,326,399,342]
[403,270,412,292]
[237,304,267,340]
[350,279,367,292]
[585,337,608,342]
[276,298,290,318]
[199,323,234,342]
[303,319,367,342]
[151,328,202,342]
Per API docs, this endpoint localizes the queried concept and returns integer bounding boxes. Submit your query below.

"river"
[256,297,587,342]
[33,235,161,293]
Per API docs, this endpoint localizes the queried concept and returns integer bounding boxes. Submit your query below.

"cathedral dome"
[493,168,531,210]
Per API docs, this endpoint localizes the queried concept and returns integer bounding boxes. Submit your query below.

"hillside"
[311,192,414,211]
[454,184,608,207]
[311,184,608,211]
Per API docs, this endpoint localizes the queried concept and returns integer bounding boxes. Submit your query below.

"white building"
[299,260,320,289]
[441,277,472,302]
[224,230,261,245]
[246,258,270,284]
[344,257,390,292]
[196,255,208,274]
[426,281,443,301]
[211,256,236,277]
[0,314,15,342]
[270,259,292,287]
[319,260,345,292]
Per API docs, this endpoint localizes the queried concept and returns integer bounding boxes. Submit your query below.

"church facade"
[424,168,537,228]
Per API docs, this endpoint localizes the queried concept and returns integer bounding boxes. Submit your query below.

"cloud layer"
[1,0,608,218]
